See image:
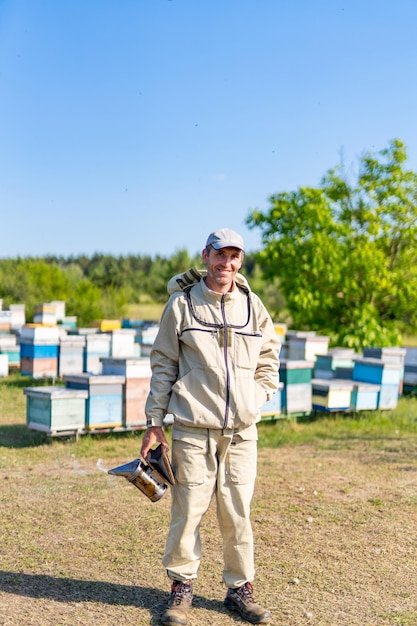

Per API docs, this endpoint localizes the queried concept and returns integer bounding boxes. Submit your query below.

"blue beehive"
[64,373,125,429]
[20,343,59,359]
[19,325,60,379]
[353,358,401,385]
[353,358,401,410]
[362,347,406,394]
[350,382,380,411]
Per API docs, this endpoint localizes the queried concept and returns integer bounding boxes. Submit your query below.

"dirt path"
[0,440,416,625]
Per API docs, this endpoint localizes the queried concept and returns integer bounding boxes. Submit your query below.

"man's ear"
[202,248,209,265]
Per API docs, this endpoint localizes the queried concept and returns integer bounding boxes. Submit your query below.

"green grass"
[401,333,417,347]
[257,395,417,448]
[2,374,417,452]
[121,301,164,321]
[1,374,417,625]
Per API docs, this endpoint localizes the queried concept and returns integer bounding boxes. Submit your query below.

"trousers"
[163,423,258,588]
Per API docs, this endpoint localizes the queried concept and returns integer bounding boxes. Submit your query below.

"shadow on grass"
[0,424,51,449]
[0,424,145,450]
[0,571,234,624]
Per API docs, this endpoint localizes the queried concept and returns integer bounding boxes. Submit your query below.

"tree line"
[0,249,283,328]
[1,139,416,349]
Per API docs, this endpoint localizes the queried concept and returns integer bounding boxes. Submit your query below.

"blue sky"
[1,0,416,259]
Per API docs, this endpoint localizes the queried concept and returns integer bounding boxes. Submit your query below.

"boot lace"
[235,581,255,604]
[171,581,192,606]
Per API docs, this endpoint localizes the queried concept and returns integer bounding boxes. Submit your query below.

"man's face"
[202,246,243,294]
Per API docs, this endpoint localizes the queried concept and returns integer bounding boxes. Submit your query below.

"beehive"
[0,345,20,368]
[287,332,329,362]
[261,382,284,418]
[19,325,59,379]
[64,373,124,429]
[362,347,406,394]
[101,358,151,426]
[353,358,401,410]
[24,385,88,434]
[108,329,136,358]
[33,303,58,325]
[0,311,12,332]
[83,333,111,374]
[9,304,25,330]
[20,357,58,378]
[312,379,352,412]
[353,357,402,386]
[314,349,356,380]
[20,325,60,343]
[0,354,9,377]
[280,360,314,415]
[350,382,380,411]
[90,319,121,332]
[58,335,86,377]
[280,359,314,385]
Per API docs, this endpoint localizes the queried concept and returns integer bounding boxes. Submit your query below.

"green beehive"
[280,359,314,384]
[24,386,88,435]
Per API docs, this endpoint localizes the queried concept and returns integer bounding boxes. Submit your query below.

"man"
[141,228,280,625]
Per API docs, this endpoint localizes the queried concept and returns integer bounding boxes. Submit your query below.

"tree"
[66,279,104,326]
[242,253,287,322]
[146,249,201,303]
[0,258,70,321]
[246,139,417,349]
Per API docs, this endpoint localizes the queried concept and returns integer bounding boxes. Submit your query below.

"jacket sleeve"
[253,296,281,401]
[145,298,181,427]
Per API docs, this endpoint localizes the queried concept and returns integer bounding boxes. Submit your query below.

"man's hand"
[140,426,169,459]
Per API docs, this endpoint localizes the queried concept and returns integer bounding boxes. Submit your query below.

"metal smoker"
[108,444,175,503]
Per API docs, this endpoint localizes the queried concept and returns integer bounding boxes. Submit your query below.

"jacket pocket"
[233,373,267,425]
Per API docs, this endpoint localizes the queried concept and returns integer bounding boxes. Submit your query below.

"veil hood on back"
[167,268,250,295]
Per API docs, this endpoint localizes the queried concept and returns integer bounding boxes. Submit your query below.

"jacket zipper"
[221,294,230,429]
[184,285,254,428]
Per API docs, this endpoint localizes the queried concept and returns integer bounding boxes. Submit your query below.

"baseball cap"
[205,228,245,252]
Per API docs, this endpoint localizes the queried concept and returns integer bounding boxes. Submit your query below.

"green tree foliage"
[154,249,202,302]
[66,279,104,327]
[246,139,417,349]
[0,258,71,321]
[241,253,287,322]
[0,249,202,325]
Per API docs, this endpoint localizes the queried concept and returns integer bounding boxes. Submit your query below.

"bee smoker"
[108,457,168,502]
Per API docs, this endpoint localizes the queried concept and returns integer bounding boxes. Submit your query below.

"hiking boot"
[161,580,193,625]
[224,581,271,624]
